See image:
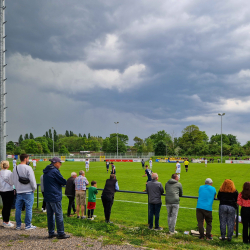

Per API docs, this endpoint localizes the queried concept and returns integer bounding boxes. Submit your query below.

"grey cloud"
[5,0,250,145]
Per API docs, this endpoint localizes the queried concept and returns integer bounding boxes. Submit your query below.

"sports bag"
[16,166,30,184]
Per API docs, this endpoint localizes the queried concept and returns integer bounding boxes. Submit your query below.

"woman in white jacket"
[0,160,14,227]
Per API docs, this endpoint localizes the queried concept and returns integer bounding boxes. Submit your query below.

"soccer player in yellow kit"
[184,159,189,172]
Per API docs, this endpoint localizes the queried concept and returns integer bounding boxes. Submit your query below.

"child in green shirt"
[87,181,98,220]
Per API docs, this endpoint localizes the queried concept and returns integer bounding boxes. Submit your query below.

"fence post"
[236,205,239,237]
[147,191,150,225]
[37,184,39,209]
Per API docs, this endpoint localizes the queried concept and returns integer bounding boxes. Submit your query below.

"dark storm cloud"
[5,0,250,144]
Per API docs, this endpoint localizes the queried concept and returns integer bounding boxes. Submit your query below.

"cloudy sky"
[5,0,250,145]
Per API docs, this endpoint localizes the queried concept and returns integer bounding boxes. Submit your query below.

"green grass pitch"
[11,160,248,236]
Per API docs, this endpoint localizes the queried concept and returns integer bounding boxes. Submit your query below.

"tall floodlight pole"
[218,113,225,164]
[114,122,119,158]
[0,1,7,161]
[52,127,54,156]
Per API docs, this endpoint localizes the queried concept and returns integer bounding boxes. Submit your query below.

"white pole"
[52,127,54,156]
[114,122,119,158]
[218,113,225,164]
[0,0,7,161]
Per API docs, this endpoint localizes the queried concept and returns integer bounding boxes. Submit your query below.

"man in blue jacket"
[43,157,69,239]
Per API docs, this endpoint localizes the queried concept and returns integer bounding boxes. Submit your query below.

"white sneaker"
[174,231,178,234]
[25,224,36,230]
[43,209,46,213]
[3,222,14,228]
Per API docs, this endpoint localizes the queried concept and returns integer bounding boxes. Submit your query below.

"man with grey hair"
[65,172,77,217]
[146,173,164,230]
[165,173,183,234]
[75,170,89,219]
[196,178,216,240]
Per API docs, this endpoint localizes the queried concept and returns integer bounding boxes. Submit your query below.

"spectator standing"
[217,179,238,241]
[75,170,89,219]
[101,174,119,223]
[87,181,98,220]
[43,157,69,239]
[10,154,37,230]
[196,178,216,240]
[146,173,164,230]
[237,182,250,244]
[65,172,77,217]
[165,174,183,234]
[0,161,14,227]
[40,174,46,212]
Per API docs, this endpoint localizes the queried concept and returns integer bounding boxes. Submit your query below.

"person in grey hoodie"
[146,173,164,230]
[165,173,183,234]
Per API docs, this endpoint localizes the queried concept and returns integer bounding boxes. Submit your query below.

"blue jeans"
[149,203,162,229]
[46,201,64,236]
[15,192,34,227]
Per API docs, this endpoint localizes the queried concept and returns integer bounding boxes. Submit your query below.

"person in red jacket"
[237,182,250,244]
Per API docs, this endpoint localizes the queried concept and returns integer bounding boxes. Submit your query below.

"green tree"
[110,133,129,144]
[59,145,69,154]
[48,129,52,139]
[24,139,43,154]
[53,129,58,142]
[133,136,143,148]
[227,134,238,146]
[18,135,23,145]
[179,125,207,154]
[79,133,82,137]
[107,137,127,153]
[148,130,172,145]
[145,138,154,152]
[91,140,101,151]
[29,133,34,140]
[88,133,91,139]
[210,134,230,145]
[102,138,110,152]
[14,147,22,155]
[65,130,69,137]
[154,140,167,155]
[24,133,29,140]
[83,134,87,138]
[6,141,15,154]
[35,137,51,154]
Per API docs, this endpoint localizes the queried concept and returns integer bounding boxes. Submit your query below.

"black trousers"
[42,192,46,210]
[67,196,76,216]
[101,196,114,222]
[0,190,14,223]
[241,207,250,243]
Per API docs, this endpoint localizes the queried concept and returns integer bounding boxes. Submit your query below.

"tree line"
[6,125,250,156]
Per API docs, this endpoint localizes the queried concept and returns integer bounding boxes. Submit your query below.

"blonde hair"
[1,160,9,169]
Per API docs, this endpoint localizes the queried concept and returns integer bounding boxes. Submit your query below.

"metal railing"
[36,184,239,237]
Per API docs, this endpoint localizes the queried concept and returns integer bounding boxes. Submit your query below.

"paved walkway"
[0,220,145,250]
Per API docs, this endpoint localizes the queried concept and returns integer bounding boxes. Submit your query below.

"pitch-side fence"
[36,184,239,237]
